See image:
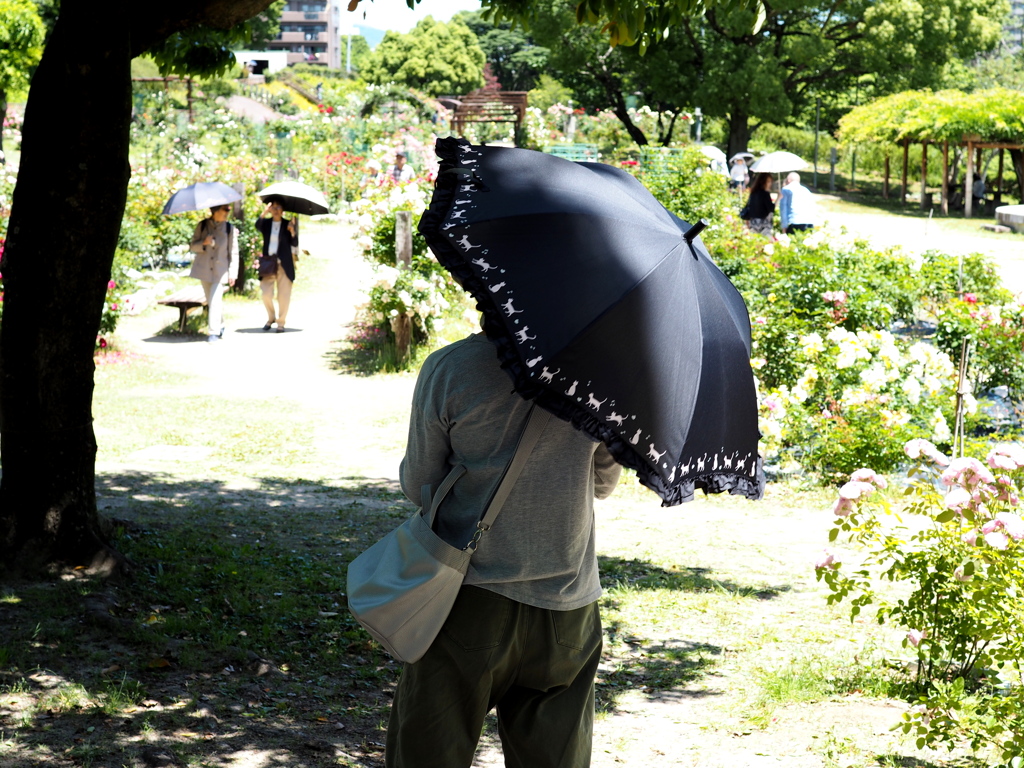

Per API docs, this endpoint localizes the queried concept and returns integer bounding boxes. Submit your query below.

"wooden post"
[901,142,909,205]
[395,211,412,267]
[920,140,928,210]
[965,140,974,219]
[883,154,890,199]
[231,183,246,291]
[187,78,194,124]
[997,148,1005,203]
[392,211,414,360]
[941,141,949,215]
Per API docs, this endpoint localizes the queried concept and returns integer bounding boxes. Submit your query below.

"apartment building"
[1004,0,1024,52]
[264,0,342,69]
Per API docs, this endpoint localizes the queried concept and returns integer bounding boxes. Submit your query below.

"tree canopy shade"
[457,10,549,92]
[838,89,1024,146]
[0,0,45,161]
[368,0,762,50]
[147,0,285,77]
[524,0,1007,156]
[362,16,486,97]
[0,0,278,574]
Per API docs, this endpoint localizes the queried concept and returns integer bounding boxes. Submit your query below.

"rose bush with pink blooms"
[818,439,1024,762]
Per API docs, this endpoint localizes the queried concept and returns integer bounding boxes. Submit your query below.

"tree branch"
[130,0,277,57]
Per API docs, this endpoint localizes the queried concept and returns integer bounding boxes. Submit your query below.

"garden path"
[816,195,1024,294]
[225,95,278,124]
[109,221,412,485]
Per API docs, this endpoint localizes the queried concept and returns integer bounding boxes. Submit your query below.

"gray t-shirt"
[400,334,621,611]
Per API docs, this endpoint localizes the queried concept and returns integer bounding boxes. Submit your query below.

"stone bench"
[157,285,206,332]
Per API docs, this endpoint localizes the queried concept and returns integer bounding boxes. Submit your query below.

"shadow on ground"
[0,471,746,767]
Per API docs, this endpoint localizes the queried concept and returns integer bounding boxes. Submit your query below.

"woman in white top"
[254,200,298,333]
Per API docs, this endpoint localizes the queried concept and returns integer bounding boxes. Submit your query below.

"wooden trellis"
[448,90,529,141]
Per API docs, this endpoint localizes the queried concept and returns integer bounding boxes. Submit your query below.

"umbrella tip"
[682,219,709,244]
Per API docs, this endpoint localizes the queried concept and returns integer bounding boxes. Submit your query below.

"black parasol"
[419,137,764,505]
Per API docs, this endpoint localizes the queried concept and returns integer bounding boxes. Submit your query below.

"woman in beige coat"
[189,204,239,342]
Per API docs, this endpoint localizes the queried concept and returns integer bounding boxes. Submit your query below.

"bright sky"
[341,0,483,34]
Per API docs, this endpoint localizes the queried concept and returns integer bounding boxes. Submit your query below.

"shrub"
[818,445,1024,763]
[632,146,735,225]
[349,172,465,360]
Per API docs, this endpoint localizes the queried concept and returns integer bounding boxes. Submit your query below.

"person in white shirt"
[729,158,749,190]
[254,200,298,333]
[389,150,414,183]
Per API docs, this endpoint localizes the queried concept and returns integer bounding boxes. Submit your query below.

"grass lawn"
[0,221,1009,768]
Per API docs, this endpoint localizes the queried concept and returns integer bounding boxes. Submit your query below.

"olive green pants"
[385,585,602,768]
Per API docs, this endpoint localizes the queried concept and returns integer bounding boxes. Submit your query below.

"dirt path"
[817,195,1024,294]
[109,221,413,482]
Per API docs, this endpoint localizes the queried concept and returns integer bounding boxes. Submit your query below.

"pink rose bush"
[818,439,1024,760]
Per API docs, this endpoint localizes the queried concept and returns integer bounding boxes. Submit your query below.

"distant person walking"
[778,172,816,234]
[360,159,383,197]
[973,176,987,212]
[255,200,298,333]
[729,157,749,190]
[742,172,776,236]
[189,204,239,342]
[388,150,414,183]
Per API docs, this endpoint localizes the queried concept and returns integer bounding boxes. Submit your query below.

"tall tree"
[528,0,1007,156]
[683,0,1006,155]
[340,34,373,74]
[457,10,549,92]
[527,0,697,146]
[0,0,276,574]
[0,0,45,163]
[362,16,486,97]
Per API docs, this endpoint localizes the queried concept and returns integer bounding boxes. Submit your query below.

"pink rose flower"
[984,530,1010,550]
[907,629,927,647]
[904,439,950,466]
[987,445,1024,471]
[962,530,978,546]
[838,480,876,500]
[833,497,855,517]
[995,512,1024,541]
[953,565,971,582]
[944,487,972,509]
[941,457,995,488]
[107,279,117,290]
[814,550,838,570]
[850,468,888,489]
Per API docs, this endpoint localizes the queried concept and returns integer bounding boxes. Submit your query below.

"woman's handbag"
[257,253,279,278]
[346,405,551,664]
[739,203,751,220]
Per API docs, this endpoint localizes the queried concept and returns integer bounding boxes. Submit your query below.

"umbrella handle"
[683,219,709,244]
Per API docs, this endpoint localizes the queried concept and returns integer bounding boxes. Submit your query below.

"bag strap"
[421,403,552,552]
[467,404,550,552]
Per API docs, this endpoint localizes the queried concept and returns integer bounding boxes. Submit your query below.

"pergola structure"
[443,89,529,143]
[839,88,1024,218]
[882,136,1023,218]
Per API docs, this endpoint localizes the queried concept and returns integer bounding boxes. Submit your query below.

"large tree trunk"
[0,5,131,573]
[1010,149,1024,202]
[0,0,276,575]
[0,89,7,163]
[726,109,751,162]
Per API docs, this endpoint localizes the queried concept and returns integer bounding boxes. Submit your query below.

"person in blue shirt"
[778,172,816,234]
